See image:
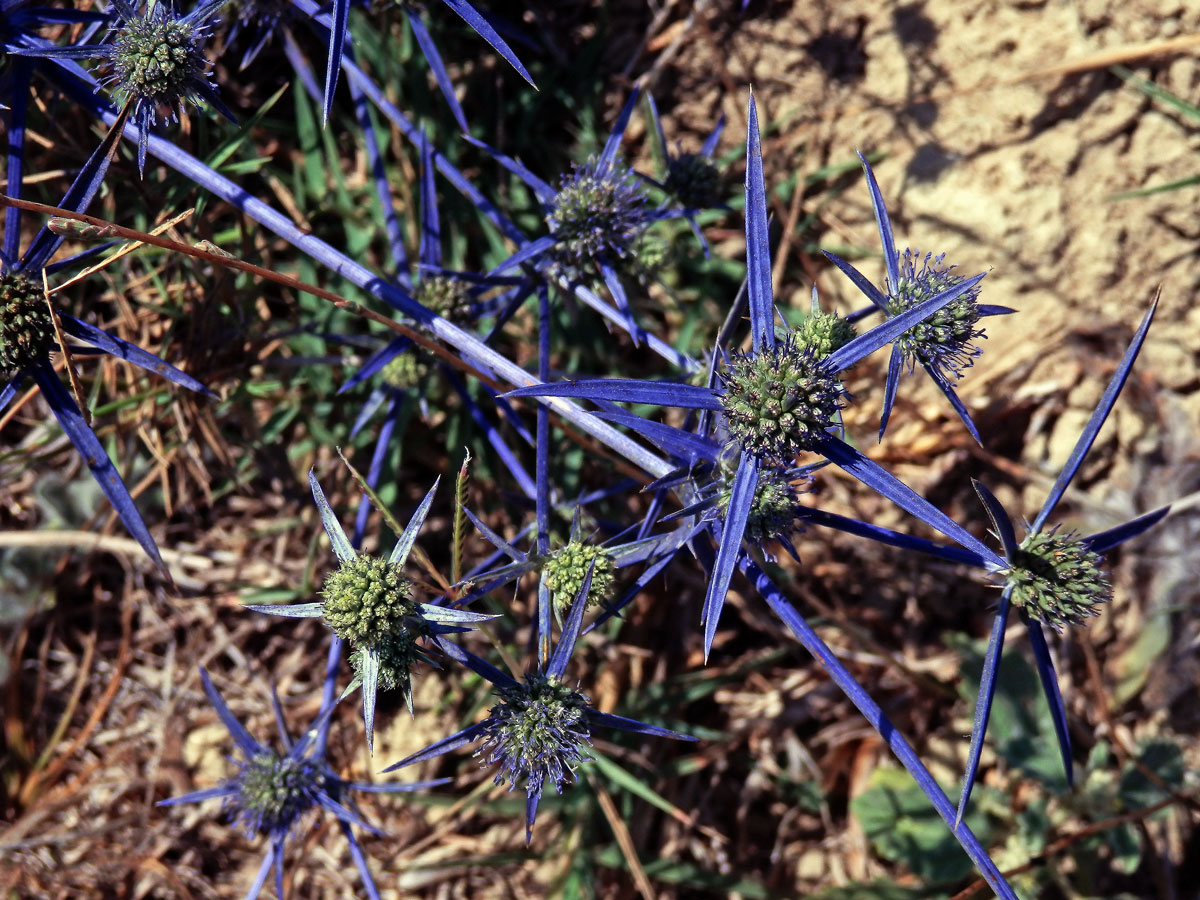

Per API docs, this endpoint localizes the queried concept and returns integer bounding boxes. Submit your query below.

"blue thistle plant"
[778,297,1168,824]
[823,154,1016,443]
[945,299,1166,822]
[14,0,236,172]
[509,91,1008,660]
[457,500,693,624]
[246,471,497,751]
[160,668,447,900]
[220,0,290,69]
[467,90,698,362]
[383,567,695,842]
[0,133,214,579]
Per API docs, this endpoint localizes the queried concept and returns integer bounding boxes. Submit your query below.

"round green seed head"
[111,15,205,102]
[0,272,54,374]
[380,351,429,390]
[235,752,322,836]
[632,233,671,279]
[716,469,802,544]
[794,310,857,359]
[664,153,722,209]
[349,627,428,695]
[320,554,415,647]
[720,336,845,463]
[477,673,592,796]
[1005,530,1110,631]
[415,276,473,323]
[886,250,983,378]
[547,159,646,274]
[543,541,615,613]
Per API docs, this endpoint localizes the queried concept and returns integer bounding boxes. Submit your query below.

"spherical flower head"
[664,152,722,209]
[415,276,473,323]
[320,554,416,647]
[1004,530,1110,631]
[380,351,429,390]
[543,541,614,613]
[794,310,857,359]
[715,468,805,545]
[108,4,212,111]
[631,232,671,281]
[476,674,592,798]
[547,158,647,273]
[720,335,845,463]
[0,272,54,373]
[349,627,428,694]
[886,250,983,380]
[230,751,322,838]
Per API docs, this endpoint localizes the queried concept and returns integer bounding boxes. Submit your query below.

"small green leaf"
[1119,739,1184,810]
[852,766,993,884]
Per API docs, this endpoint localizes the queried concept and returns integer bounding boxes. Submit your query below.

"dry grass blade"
[40,268,89,425]
[589,773,657,900]
[48,207,196,295]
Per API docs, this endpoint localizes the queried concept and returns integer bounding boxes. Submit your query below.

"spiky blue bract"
[701,452,759,661]
[328,0,534,124]
[507,378,721,410]
[32,362,171,576]
[744,91,776,352]
[1031,294,1158,533]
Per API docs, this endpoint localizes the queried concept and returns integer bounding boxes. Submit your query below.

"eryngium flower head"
[230,752,323,838]
[543,541,614,613]
[715,468,805,545]
[0,272,54,373]
[380,351,429,390]
[720,335,845,463]
[476,674,592,798]
[320,554,416,646]
[794,309,857,359]
[664,152,722,209]
[75,0,236,172]
[110,6,209,105]
[547,158,647,272]
[415,275,473,323]
[887,250,984,381]
[1005,529,1109,631]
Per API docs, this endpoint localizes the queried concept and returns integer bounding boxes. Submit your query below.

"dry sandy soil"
[654,0,1200,688]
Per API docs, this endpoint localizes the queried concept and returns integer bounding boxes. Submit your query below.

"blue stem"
[739,555,1019,900]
